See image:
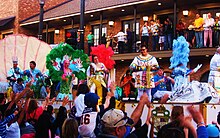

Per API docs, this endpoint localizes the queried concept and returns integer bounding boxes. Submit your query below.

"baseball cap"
[101,109,133,128]
[84,93,99,108]
[206,124,220,138]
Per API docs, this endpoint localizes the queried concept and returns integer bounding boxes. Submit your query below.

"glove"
[193,64,202,72]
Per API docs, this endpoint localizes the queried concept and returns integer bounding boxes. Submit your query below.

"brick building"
[0,0,220,85]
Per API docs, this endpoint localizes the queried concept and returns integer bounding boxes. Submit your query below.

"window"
[203,14,208,19]
[216,12,220,17]
[42,31,54,44]
[93,25,107,46]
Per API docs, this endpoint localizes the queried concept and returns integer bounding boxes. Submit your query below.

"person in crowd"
[187,23,196,48]
[150,20,159,51]
[78,92,112,137]
[74,84,90,123]
[176,19,186,36]
[157,106,197,138]
[106,33,114,48]
[151,67,174,101]
[87,55,108,97]
[208,47,220,92]
[164,20,173,50]
[62,118,78,138]
[203,12,215,47]
[98,93,150,138]
[7,57,23,87]
[141,21,150,47]
[206,124,220,138]
[114,30,126,54]
[87,30,94,55]
[0,109,19,138]
[214,16,220,47]
[51,96,69,138]
[194,13,204,48]
[130,45,159,101]
[101,33,107,45]
[13,78,25,94]
[126,28,133,53]
[120,70,135,99]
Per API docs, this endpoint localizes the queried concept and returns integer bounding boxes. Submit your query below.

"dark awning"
[0,16,15,27]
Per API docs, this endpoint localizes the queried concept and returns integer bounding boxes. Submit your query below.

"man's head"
[17,78,24,85]
[101,109,132,138]
[171,106,184,121]
[196,13,200,19]
[29,61,36,70]
[150,20,154,25]
[157,68,164,76]
[208,13,212,18]
[140,45,148,56]
[216,47,220,54]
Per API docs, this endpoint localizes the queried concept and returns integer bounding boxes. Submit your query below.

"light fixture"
[108,21,114,26]
[63,19,66,22]
[158,2,161,6]
[205,55,209,57]
[90,14,94,17]
[121,9,125,12]
[183,10,189,16]
[159,57,162,60]
[143,16,149,21]
[55,29,60,34]
[121,60,124,62]
[39,0,45,5]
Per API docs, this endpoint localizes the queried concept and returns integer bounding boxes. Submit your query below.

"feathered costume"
[169,36,219,103]
[87,45,115,98]
[46,43,90,100]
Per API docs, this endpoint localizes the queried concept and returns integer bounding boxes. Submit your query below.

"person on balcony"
[214,16,220,47]
[194,13,204,48]
[203,12,215,47]
[141,21,150,47]
[114,30,126,54]
[87,30,94,55]
[150,20,159,51]
[164,19,173,50]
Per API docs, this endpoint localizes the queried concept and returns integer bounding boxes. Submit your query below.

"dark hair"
[62,118,78,138]
[134,119,142,129]
[30,61,36,66]
[27,99,38,114]
[91,55,98,63]
[158,126,185,138]
[17,78,23,83]
[47,105,53,115]
[171,106,184,121]
[0,93,5,103]
[77,84,90,96]
[141,45,147,49]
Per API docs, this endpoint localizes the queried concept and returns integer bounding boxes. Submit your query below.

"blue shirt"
[13,82,24,94]
[0,114,15,138]
[152,75,170,96]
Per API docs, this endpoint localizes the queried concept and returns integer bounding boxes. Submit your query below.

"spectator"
[157,106,197,138]
[214,16,220,47]
[141,21,150,47]
[203,12,215,47]
[13,78,24,94]
[206,124,219,138]
[176,19,186,36]
[158,23,165,50]
[62,118,78,138]
[194,13,204,48]
[126,28,133,53]
[114,30,126,54]
[164,20,173,50]
[101,33,107,45]
[98,93,150,138]
[87,30,94,55]
[150,20,159,51]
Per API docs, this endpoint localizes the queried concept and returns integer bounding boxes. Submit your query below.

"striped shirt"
[0,114,15,138]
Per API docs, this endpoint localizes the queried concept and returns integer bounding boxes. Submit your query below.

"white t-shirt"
[75,94,85,117]
[115,32,126,42]
[6,122,20,138]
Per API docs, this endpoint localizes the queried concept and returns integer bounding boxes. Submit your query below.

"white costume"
[208,52,220,93]
[130,54,159,101]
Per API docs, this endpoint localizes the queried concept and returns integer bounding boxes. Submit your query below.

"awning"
[0,16,15,27]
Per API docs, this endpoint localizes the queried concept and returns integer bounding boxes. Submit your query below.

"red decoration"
[90,45,115,70]
[66,32,71,38]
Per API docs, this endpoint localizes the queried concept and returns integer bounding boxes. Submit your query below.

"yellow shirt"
[194,17,204,31]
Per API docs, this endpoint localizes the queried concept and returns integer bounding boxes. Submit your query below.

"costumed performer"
[169,36,219,103]
[7,56,23,87]
[87,55,108,97]
[208,47,220,94]
[129,45,159,101]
